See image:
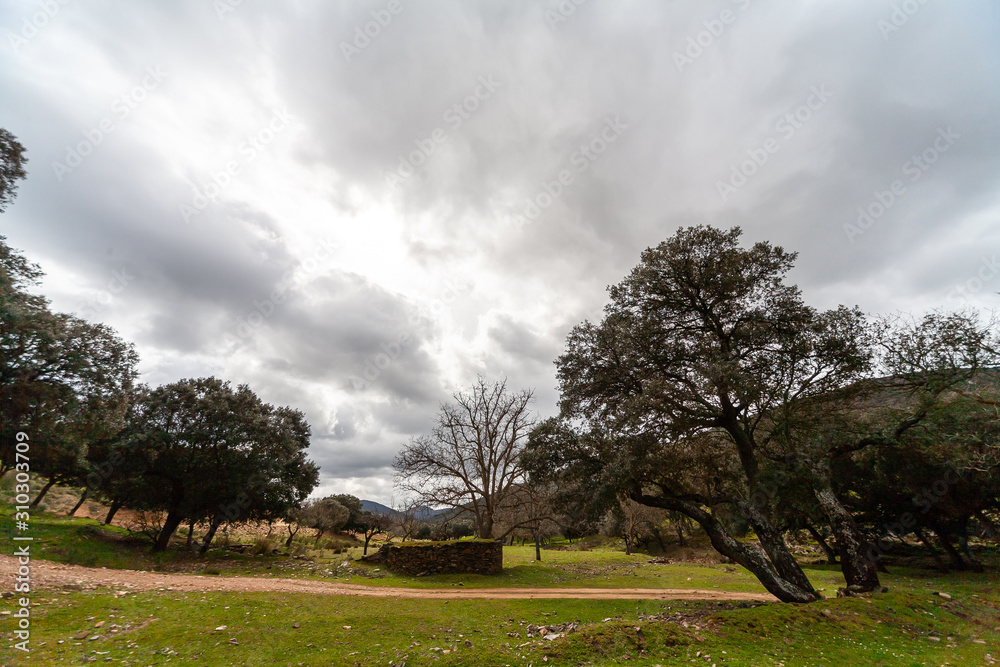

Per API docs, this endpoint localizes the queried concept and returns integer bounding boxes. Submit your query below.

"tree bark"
[813,485,881,592]
[199,515,224,555]
[744,503,819,597]
[153,510,184,552]
[103,499,123,525]
[534,531,542,561]
[634,492,820,603]
[69,488,89,516]
[186,518,196,549]
[805,523,838,565]
[29,477,56,508]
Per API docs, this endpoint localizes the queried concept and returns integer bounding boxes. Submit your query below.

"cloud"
[2,0,999,502]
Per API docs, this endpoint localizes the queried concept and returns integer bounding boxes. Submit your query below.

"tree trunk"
[186,518,196,549]
[913,525,947,570]
[814,482,881,593]
[534,531,542,561]
[69,488,89,516]
[314,528,326,546]
[29,478,57,508]
[932,526,971,571]
[745,503,819,597]
[676,522,686,546]
[363,533,372,555]
[153,510,184,552]
[635,492,820,603]
[199,515,224,555]
[805,523,838,565]
[285,523,299,548]
[956,522,985,573]
[103,499,123,525]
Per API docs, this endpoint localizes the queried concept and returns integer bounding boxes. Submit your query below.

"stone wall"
[364,540,503,576]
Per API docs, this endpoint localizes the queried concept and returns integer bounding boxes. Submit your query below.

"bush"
[253,536,276,555]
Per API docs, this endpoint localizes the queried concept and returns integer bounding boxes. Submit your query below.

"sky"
[1,0,999,505]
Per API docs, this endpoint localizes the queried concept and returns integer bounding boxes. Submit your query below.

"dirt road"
[1,556,775,601]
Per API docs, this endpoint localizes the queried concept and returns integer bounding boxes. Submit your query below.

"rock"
[74,631,91,640]
[928,636,941,642]
[292,622,300,629]
[464,639,473,647]
[214,626,227,632]
[343,625,352,630]
[935,592,952,600]
[94,621,105,628]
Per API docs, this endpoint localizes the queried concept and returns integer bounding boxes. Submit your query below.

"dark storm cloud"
[2,0,999,501]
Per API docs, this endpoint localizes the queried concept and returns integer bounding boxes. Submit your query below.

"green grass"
[4,503,1000,664]
[5,574,998,666]
[1,507,849,592]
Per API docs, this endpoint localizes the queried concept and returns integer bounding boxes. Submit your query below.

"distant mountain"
[360,500,451,521]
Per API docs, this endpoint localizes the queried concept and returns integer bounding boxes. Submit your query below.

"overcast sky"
[2,0,999,504]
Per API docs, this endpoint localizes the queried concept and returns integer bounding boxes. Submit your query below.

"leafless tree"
[393,377,535,539]
[393,499,423,541]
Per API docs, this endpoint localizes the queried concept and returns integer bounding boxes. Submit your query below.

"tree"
[0,128,27,213]
[762,310,1000,591]
[301,497,350,545]
[101,378,318,552]
[357,510,392,555]
[394,377,535,539]
[0,235,139,504]
[554,226,879,602]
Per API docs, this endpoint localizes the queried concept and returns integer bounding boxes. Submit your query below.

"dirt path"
[2,556,775,601]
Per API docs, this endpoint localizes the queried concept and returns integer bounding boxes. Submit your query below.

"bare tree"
[394,499,423,541]
[394,377,536,539]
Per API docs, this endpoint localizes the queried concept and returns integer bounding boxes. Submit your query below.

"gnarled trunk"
[814,485,881,592]
[635,492,820,603]
[744,502,819,597]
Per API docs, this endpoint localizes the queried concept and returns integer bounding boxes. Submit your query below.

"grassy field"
[4,578,998,665]
[3,504,1000,665]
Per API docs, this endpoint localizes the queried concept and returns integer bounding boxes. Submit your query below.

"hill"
[359,500,451,521]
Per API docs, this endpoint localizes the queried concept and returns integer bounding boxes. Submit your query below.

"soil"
[1,556,775,601]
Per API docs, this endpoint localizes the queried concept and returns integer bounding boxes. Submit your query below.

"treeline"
[0,130,321,552]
